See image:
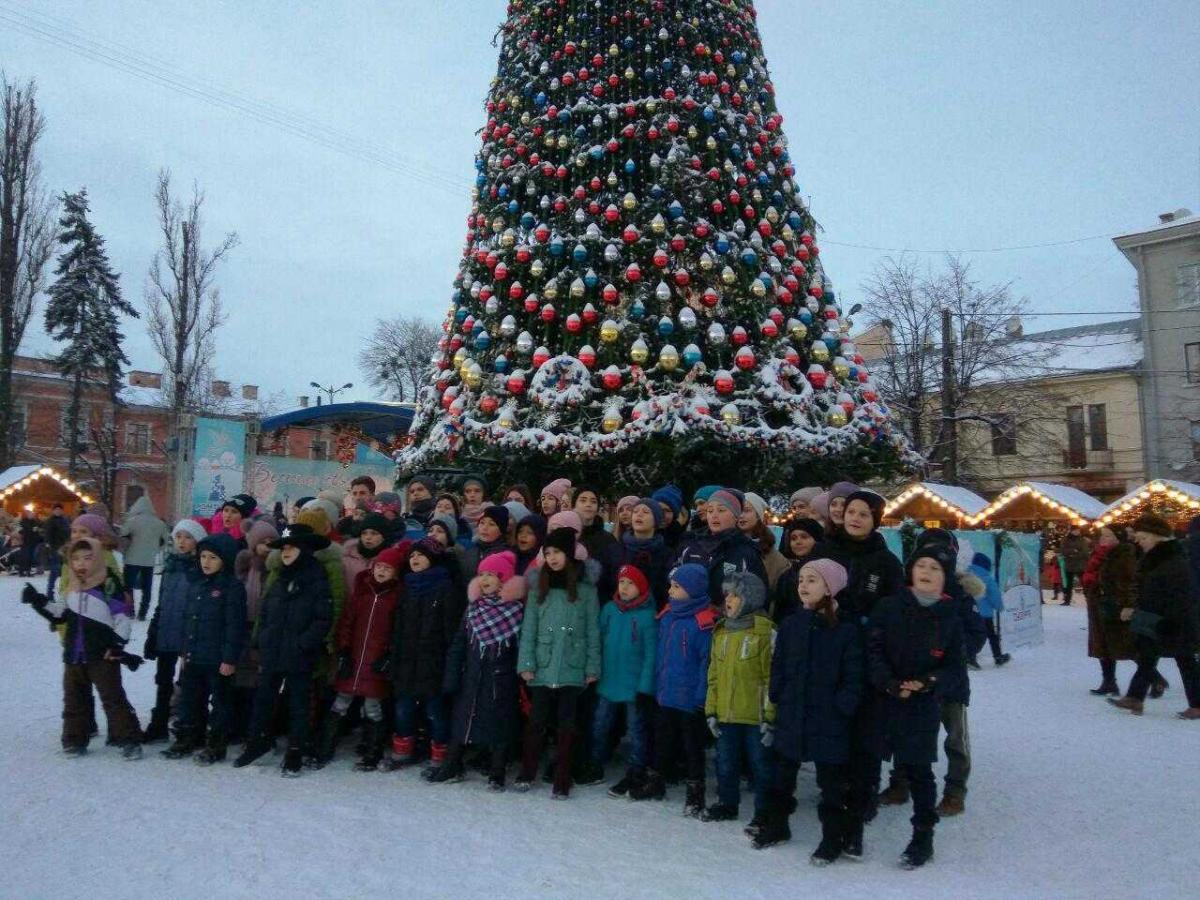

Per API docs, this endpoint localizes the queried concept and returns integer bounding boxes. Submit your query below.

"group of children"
[21,475,995,870]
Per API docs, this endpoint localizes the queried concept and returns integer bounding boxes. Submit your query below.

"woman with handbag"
[1108,516,1200,719]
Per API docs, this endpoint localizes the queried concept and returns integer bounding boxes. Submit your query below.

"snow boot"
[628,769,666,802]
[1090,679,1119,696]
[381,734,419,771]
[517,726,546,789]
[574,759,605,787]
[842,816,865,860]
[810,804,844,866]
[122,742,144,761]
[701,802,738,822]
[1107,696,1144,716]
[160,731,199,760]
[936,793,965,817]
[232,737,273,768]
[608,768,640,799]
[62,744,88,758]
[899,826,935,869]
[487,773,506,792]
[965,657,981,671]
[878,781,909,805]
[312,712,342,768]
[354,721,385,772]
[281,747,304,777]
[1177,708,1200,720]
[683,779,706,818]
[994,653,1012,667]
[195,734,227,766]
[551,728,577,799]
[751,791,792,849]
[142,709,171,743]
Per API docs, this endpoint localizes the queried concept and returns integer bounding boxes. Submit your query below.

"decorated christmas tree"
[400,0,915,492]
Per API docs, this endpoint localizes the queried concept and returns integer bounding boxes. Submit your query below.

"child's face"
[668,580,689,600]
[435,498,457,517]
[174,532,198,554]
[69,549,94,580]
[199,550,223,576]
[543,546,568,571]
[477,572,502,594]
[911,557,946,596]
[373,561,396,583]
[408,482,432,503]
[737,507,760,532]
[617,576,641,603]
[797,568,829,608]
[706,503,737,534]
[829,497,847,524]
[360,528,384,550]
[221,507,242,529]
[280,545,301,566]
[539,494,560,515]
[408,552,431,573]
[790,500,812,518]
[618,506,632,525]
[430,525,452,547]
[574,492,599,523]
[516,525,538,551]
[476,517,502,543]
[464,484,484,505]
[70,523,93,543]
[505,489,524,503]
[842,500,874,538]
[789,529,815,557]
[631,504,657,535]
[723,592,745,620]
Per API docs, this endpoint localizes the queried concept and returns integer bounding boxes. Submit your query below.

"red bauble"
[540,304,556,323]
[579,345,596,368]
[673,269,691,286]
[807,365,827,389]
[535,224,550,242]
[809,285,824,300]
[768,307,785,326]
[731,326,748,346]
[565,313,582,334]
[652,248,669,268]
[508,281,524,300]
[602,283,619,304]
[670,235,686,252]
[702,287,719,308]
[602,366,622,390]
[714,370,735,394]
[761,319,778,338]
[478,396,498,416]
[532,346,550,368]
[604,205,620,222]
[622,225,639,243]
[625,262,642,282]
[524,297,538,313]
[582,302,599,324]
[735,346,755,370]
[516,246,531,263]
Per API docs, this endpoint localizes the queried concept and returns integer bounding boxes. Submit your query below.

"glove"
[21,583,47,606]
[336,651,353,681]
[707,715,721,739]
[370,654,392,676]
[760,722,775,748]
[119,651,144,673]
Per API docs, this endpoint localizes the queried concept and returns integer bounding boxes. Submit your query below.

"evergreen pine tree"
[43,189,139,474]
[399,0,915,492]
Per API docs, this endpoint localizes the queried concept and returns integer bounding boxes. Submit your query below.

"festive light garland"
[968,483,1095,528]
[1094,480,1200,528]
[0,466,95,506]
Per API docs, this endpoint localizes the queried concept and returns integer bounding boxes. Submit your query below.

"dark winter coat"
[655,594,716,712]
[145,551,200,657]
[1188,517,1200,592]
[818,530,905,625]
[42,513,71,552]
[619,532,672,609]
[580,519,622,602]
[674,527,768,606]
[867,590,965,765]
[1133,539,1200,656]
[391,565,464,698]
[334,569,400,699]
[181,534,246,667]
[255,554,333,674]
[1083,542,1137,661]
[769,549,826,623]
[942,578,987,705]
[444,575,527,746]
[463,537,511,579]
[1061,533,1092,575]
[770,608,864,765]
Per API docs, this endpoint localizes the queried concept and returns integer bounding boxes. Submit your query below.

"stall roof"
[0,465,42,493]
[970,481,1107,525]
[260,402,415,442]
[0,465,95,505]
[1095,480,1200,527]
[884,482,988,520]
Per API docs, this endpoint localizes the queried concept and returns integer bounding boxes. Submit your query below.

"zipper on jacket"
[352,589,380,692]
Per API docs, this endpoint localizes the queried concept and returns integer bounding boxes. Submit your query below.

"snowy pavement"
[1,577,1196,900]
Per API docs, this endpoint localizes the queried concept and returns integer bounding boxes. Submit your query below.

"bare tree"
[0,74,55,468]
[862,254,1059,486]
[145,169,238,417]
[357,314,439,401]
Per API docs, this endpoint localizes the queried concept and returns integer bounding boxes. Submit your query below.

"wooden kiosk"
[0,465,94,519]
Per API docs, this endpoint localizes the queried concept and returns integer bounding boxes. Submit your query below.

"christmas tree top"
[400,0,916,490]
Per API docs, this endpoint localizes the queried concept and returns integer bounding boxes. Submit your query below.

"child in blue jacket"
[629,563,715,816]
[585,564,657,798]
[967,553,1010,667]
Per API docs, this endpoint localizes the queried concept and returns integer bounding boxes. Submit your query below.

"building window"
[1065,405,1086,468]
[310,439,330,461]
[1087,404,1108,451]
[1187,342,1200,383]
[1193,421,1200,462]
[58,404,89,451]
[8,404,26,451]
[1178,262,1200,307]
[990,413,1017,456]
[125,422,151,455]
[123,484,145,512]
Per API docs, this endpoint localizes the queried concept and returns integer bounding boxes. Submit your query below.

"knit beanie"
[810,491,831,520]
[780,518,824,557]
[722,571,767,616]
[480,504,510,533]
[845,489,886,528]
[708,489,743,518]
[429,512,458,542]
[540,478,572,504]
[172,518,208,544]
[409,537,444,563]
[374,544,408,571]
[543,526,577,559]
[790,486,822,507]
[743,492,768,522]
[1131,514,1173,538]
[693,485,721,505]
[906,543,957,586]
[971,551,992,573]
[829,481,860,502]
[244,519,279,554]
[616,495,640,518]
[302,498,340,529]
[460,473,488,494]
[634,497,664,529]
[358,513,391,537]
[407,475,436,496]
[296,507,331,536]
[617,563,650,600]
[504,500,532,524]
[651,484,684,517]
[221,493,256,518]
[515,513,547,543]
[799,558,849,598]
[73,513,116,542]
[547,510,584,535]
[478,549,518,583]
[915,527,958,554]
[373,491,402,514]
[669,563,709,600]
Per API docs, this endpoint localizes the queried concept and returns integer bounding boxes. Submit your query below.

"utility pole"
[940,306,958,484]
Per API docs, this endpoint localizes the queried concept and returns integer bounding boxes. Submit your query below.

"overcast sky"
[4,0,1198,406]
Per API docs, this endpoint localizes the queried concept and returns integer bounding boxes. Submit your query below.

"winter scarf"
[461,501,486,528]
[614,586,651,613]
[404,564,451,594]
[357,539,387,561]
[466,592,525,653]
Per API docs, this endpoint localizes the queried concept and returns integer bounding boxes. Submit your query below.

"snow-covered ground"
[1,576,1196,900]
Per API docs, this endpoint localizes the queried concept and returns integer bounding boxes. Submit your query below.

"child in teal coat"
[586,564,657,797]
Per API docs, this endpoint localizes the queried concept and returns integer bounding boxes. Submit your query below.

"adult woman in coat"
[1081,528,1138,696]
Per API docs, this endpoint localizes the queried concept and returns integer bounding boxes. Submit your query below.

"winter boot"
[899,826,935,869]
[751,791,792,849]
[574,758,605,787]
[122,742,144,761]
[1150,675,1169,699]
[628,769,666,801]
[195,734,227,766]
[701,802,738,822]
[965,656,981,671]
[1090,679,1119,696]
[516,726,546,790]
[683,779,706,818]
[160,731,199,760]
[842,816,865,861]
[312,712,342,767]
[381,735,419,771]
[232,737,273,768]
[936,793,965,817]
[551,728,577,799]
[878,781,910,805]
[1107,696,1144,716]
[281,746,304,777]
[354,721,385,772]
[608,768,639,798]
[143,709,171,743]
[487,772,506,792]
[810,804,844,866]
[1177,707,1200,720]
[62,744,88,758]
[994,653,1012,666]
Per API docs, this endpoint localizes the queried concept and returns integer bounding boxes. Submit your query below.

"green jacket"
[705,614,776,725]
[518,579,601,689]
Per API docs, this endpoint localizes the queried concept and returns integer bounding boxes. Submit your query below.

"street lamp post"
[309,381,354,406]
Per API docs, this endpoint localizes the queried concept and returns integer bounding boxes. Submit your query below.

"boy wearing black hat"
[234,524,333,776]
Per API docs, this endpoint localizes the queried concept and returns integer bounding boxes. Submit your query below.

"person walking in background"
[1060,528,1091,606]
[965,554,1010,668]
[16,507,42,577]
[1081,528,1139,697]
[41,504,71,602]
[119,496,169,621]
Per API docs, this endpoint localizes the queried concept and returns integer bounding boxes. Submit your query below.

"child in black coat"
[867,543,965,869]
[762,559,863,860]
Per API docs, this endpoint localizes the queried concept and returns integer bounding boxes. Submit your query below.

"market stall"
[969,481,1106,532]
[0,465,94,518]
[882,482,988,528]
[1093,479,1200,531]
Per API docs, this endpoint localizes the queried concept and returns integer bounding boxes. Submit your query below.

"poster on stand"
[244,449,396,513]
[997,532,1044,648]
[190,418,247,518]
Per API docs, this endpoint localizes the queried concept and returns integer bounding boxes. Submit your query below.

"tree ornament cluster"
[400,0,914,476]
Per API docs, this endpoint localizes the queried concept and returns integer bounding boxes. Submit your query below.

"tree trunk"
[939,307,958,484]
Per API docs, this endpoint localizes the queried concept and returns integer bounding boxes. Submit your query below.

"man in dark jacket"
[1109,516,1200,719]
[674,489,767,606]
[41,504,71,601]
[161,533,247,764]
[1060,528,1092,605]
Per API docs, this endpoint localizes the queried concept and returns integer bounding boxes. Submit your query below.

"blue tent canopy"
[260,402,415,443]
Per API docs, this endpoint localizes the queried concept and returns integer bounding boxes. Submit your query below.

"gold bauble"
[497,410,516,430]
[659,345,680,371]
[828,408,848,427]
[602,410,622,433]
[790,321,808,340]
[530,258,545,277]
[622,191,637,210]
[721,266,737,285]
[557,135,569,150]
[600,320,620,343]
[543,279,558,300]
[453,347,468,367]
[491,217,505,233]
[720,403,741,426]
[811,343,830,362]
[500,229,515,248]
[630,339,650,364]
[650,213,666,234]
[750,280,766,297]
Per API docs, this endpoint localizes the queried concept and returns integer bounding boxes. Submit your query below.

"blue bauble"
[667,200,685,219]
[549,237,565,257]
[657,316,674,337]
[715,235,731,255]
[730,143,743,160]
[454,307,469,324]
[493,354,508,373]
[474,331,491,351]
[741,248,758,267]
[799,309,813,324]
[575,125,588,140]
[498,184,509,199]
[661,58,673,72]
[849,365,859,380]
[683,345,703,367]
[624,158,636,174]
[757,173,770,186]
[702,106,715,122]
[787,212,803,229]
[583,269,599,289]
[558,108,571,124]
[758,273,773,289]
[643,66,657,81]
[535,92,547,108]
[630,299,645,319]
[572,243,588,263]
[507,200,519,215]
[475,174,487,188]
[622,35,634,50]
[650,183,665,199]
[520,212,535,229]
[590,145,605,160]
[823,335,838,350]
[732,50,746,64]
